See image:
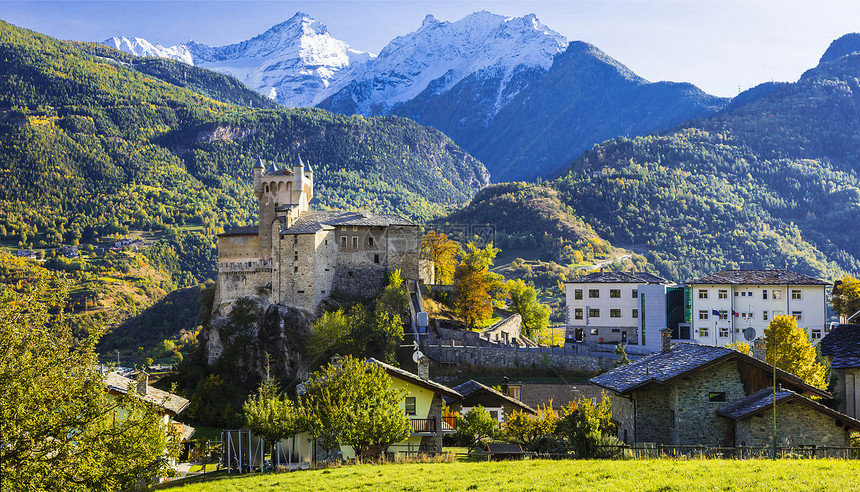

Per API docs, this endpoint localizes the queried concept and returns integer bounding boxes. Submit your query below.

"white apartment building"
[687,270,829,346]
[565,271,674,352]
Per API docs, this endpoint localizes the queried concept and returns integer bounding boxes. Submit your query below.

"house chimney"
[137,371,149,396]
[417,356,430,380]
[660,327,672,353]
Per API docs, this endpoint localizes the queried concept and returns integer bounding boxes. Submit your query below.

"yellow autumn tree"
[764,315,826,389]
[420,231,460,285]
[831,275,860,319]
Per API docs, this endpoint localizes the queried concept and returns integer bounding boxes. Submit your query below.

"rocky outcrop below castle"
[200,297,313,382]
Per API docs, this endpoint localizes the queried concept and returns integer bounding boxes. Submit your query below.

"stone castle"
[214,156,424,313]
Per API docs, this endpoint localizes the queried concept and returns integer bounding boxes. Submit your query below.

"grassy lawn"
[159,459,860,491]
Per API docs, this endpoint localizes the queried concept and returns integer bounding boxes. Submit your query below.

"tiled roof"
[451,380,535,414]
[282,211,415,235]
[565,271,671,284]
[589,343,829,398]
[717,388,860,430]
[104,372,189,416]
[688,269,828,286]
[219,225,259,236]
[819,324,860,369]
[368,358,462,400]
[716,388,794,419]
[516,383,605,411]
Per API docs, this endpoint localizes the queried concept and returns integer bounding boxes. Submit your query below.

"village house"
[820,324,860,421]
[590,335,860,449]
[214,156,429,313]
[103,371,192,439]
[687,269,829,345]
[447,379,535,424]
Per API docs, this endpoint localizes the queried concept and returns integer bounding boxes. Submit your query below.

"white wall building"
[687,270,829,346]
[565,271,674,352]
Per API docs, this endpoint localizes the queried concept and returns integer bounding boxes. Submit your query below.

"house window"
[405,397,416,415]
[699,326,709,337]
[632,309,638,318]
[792,290,802,300]
[773,289,783,300]
[632,289,638,298]
[811,329,822,340]
[590,328,599,335]
[699,310,709,320]
[340,236,346,248]
[708,392,727,403]
[763,311,768,321]
[610,289,621,298]
[489,410,499,421]
[368,237,374,246]
[352,226,358,231]
[698,289,708,299]
[610,309,622,318]
[352,236,358,249]
[575,289,583,300]
[792,311,802,322]
[574,308,583,320]
[719,310,728,320]
[734,291,739,297]
[719,326,729,338]
[588,308,600,318]
[589,289,600,298]
[773,310,783,317]
[762,289,768,300]
[718,289,728,299]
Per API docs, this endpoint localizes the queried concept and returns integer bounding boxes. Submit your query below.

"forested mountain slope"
[444,36,860,282]
[0,21,488,252]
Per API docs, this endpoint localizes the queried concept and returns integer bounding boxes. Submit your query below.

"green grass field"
[160,459,860,491]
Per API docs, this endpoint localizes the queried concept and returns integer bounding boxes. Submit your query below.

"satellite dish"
[743,327,756,341]
[412,350,425,363]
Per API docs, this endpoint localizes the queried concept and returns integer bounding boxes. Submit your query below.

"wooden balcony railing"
[410,418,436,434]
[441,415,457,431]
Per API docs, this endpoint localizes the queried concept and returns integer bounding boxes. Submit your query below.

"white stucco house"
[687,269,829,345]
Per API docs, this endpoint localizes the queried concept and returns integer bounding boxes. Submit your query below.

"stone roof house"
[819,324,860,421]
[590,342,860,448]
[447,379,535,424]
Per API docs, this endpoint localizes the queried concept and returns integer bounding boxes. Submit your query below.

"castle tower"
[257,160,280,258]
[253,158,263,197]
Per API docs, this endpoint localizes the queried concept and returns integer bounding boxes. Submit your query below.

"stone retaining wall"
[423,341,619,373]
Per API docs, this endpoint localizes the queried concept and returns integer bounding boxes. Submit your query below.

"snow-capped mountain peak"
[103,12,373,107]
[321,11,568,116]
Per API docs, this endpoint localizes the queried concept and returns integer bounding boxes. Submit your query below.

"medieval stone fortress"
[214,156,425,313]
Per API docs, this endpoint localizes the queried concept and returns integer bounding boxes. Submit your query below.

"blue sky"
[3,0,859,97]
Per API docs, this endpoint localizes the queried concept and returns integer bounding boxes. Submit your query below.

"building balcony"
[409,416,457,435]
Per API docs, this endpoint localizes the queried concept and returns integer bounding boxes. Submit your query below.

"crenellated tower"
[256,155,314,257]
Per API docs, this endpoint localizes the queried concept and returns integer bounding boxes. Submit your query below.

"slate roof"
[281,210,416,235]
[819,324,860,369]
[486,443,524,454]
[589,343,829,398]
[688,269,828,286]
[451,380,535,414]
[368,358,462,400]
[104,372,190,416]
[218,225,259,236]
[565,271,671,284]
[717,388,860,430]
[516,383,605,412]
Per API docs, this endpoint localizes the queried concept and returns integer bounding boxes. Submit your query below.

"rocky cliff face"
[201,298,313,382]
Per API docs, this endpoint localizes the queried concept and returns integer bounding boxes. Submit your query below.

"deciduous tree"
[452,242,507,330]
[456,406,499,451]
[831,275,860,319]
[420,231,460,285]
[1,279,178,491]
[507,279,551,337]
[299,356,410,461]
[765,315,827,390]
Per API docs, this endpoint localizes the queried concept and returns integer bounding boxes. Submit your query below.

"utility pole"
[772,357,777,460]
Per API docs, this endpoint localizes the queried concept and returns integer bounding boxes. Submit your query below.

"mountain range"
[103,11,727,181]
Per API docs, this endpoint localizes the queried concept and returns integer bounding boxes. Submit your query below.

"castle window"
[369,237,374,246]
[352,226,358,231]
[352,236,358,249]
[374,254,380,264]
[294,267,298,273]
[294,255,298,261]
[340,236,346,248]
[297,290,304,294]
